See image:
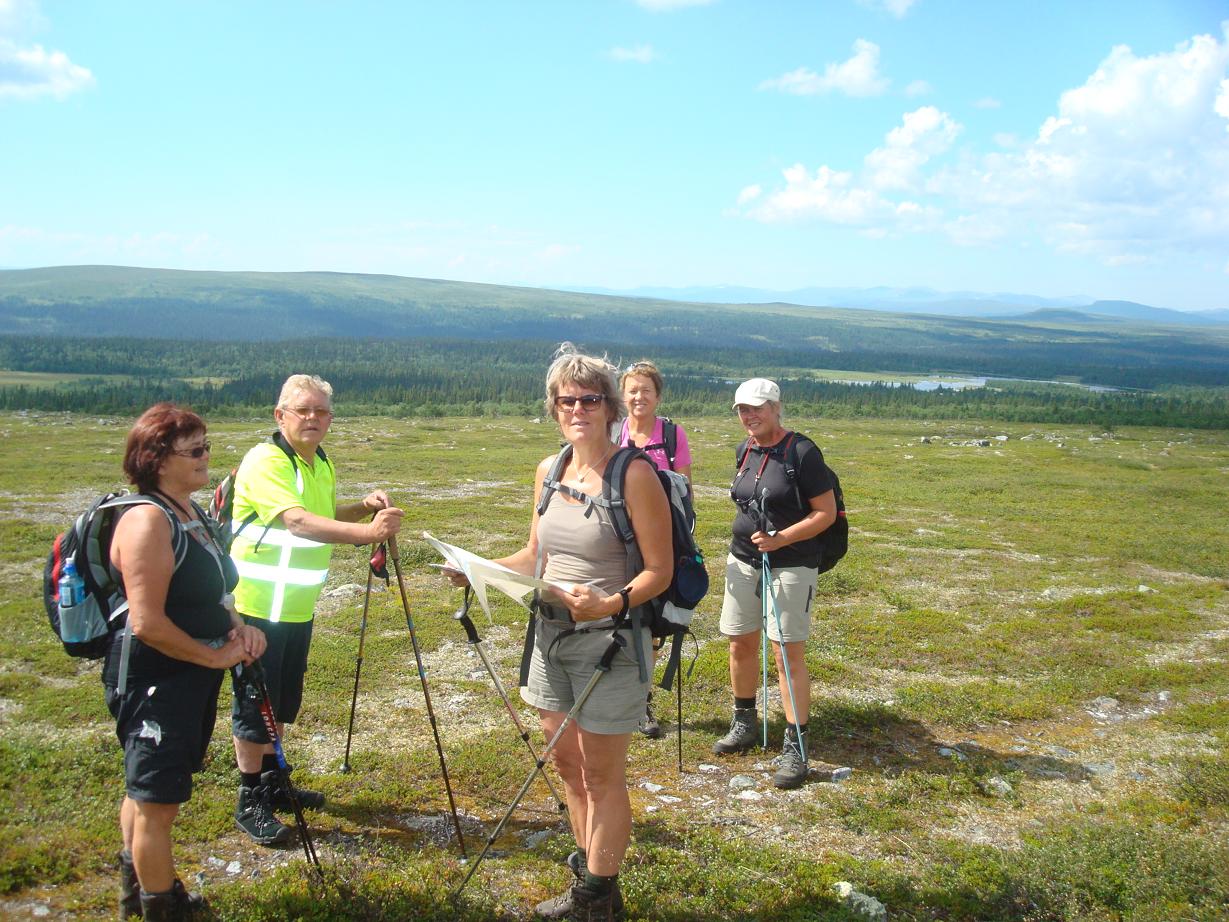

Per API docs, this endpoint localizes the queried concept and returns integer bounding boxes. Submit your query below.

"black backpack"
[523,445,708,690]
[43,492,203,696]
[209,431,329,553]
[735,432,848,573]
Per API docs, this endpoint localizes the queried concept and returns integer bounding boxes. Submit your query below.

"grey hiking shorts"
[720,553,817,644]
[520,610,651,735]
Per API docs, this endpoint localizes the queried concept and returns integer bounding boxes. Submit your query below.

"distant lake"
[836,376,1127,393]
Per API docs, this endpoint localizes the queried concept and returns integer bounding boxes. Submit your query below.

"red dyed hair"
[122,403,206,494]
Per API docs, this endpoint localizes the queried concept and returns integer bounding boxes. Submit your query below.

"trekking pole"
[343,544,386,773]
[765,555,806,765]
[387,534,467,857]
[453,586,567,813]
[676,644,684,773]
[759,491,771,750]
[453,631,626,899]
[233,661,323,881]
[761,487,805,760]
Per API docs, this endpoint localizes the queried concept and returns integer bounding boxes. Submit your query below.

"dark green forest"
[2,335,1227,429]
[2,267,1226,428]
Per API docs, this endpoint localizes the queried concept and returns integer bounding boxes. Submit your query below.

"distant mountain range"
[564,285,1229,326]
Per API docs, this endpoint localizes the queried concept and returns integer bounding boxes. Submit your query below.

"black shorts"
[231,616,314,742]
[106,666,224,804]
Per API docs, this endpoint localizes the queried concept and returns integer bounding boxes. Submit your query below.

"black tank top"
[103,534,237,686]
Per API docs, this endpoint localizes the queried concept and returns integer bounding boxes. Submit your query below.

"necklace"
[576,444,614,483]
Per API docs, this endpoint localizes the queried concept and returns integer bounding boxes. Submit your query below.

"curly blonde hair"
[544,343,625,423]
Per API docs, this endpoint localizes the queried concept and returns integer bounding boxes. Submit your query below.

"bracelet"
[616,588,631,618]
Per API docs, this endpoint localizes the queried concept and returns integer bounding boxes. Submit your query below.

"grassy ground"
[0,411,1226,921]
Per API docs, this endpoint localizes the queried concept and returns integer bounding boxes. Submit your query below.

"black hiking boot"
[138,880,203,921]
[772,725,808,790]
[535,879,624,921]
[712,707,757,754]
[118,849,141,919]
[235,782,292,845]
[637,694,661,739]
[263,769,325,811]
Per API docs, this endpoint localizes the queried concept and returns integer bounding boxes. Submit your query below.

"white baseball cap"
[733,378,780,408]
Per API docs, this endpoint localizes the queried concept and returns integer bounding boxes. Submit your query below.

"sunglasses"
[171,441,211,458]
[284,405,333,419]
[554,394,606,410]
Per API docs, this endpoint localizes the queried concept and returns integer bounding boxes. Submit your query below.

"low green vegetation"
[0,412,1226,920]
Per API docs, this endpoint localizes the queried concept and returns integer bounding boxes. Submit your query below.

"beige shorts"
[520,613,651,735]
[719,554,817,644]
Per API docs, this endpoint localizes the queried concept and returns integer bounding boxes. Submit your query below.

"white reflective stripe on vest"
[233,521,327,549]
[232,543,330,623]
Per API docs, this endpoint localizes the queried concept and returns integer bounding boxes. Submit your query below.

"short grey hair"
[544,343,625,423]
[277,374,334,408]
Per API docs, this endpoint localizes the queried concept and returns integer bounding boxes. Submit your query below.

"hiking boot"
[138,880,203,921]
[263,769,325,811]
[637,696,661,739]
[235,782,292,845]
[712,707,757,755]
[566,850,585,879]
[535,880,624,921]
[772,726,808,790]
[118,849,142,919]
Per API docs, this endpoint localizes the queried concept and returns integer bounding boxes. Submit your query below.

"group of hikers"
[97,344,841,921]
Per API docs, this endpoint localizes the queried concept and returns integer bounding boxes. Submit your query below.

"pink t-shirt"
[618,416,692,473]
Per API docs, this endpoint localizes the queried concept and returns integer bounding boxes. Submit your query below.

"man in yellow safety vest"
[228,373,403,845]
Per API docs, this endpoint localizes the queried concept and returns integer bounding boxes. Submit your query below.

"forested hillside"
[2,266,1229,389]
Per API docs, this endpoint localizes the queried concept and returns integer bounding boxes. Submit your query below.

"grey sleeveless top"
[538,493,629,600]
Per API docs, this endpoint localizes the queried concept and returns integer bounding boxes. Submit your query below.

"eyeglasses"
[284,405,334,419]
[171,441,211,458]
[554,394,606,411]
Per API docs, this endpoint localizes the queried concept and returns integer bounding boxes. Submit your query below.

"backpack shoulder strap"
[661,418,678,470]
[735,437,751,470]
[536,445,573,517]
[100,494,189,559]
[601,446,642,547]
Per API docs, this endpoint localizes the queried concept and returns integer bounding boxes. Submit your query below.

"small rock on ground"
[834,882,888,922]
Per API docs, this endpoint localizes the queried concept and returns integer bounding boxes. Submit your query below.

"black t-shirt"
[729,432,835,569]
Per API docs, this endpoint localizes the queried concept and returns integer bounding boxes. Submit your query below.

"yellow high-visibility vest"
[229,437,336,623]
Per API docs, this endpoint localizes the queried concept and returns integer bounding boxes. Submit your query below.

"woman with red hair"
[108,403,265,920]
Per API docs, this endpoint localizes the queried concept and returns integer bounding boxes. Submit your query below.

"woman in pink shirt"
[618,360,694,737]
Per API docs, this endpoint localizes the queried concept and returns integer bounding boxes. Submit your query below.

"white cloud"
[0,2,93,101]
[937,24,1229,259]
[635,0,714,10]
[737,184,761,205]
[0,39,93,99]
[905,79,932,97]
[608,44,657,63]
[759,39,889,97]
[973,96,1001,109]
[857,0,918,19]
[742,24,1229,267]
[0,0,43,34]
[747,163,895,225]
[865,105,961,190]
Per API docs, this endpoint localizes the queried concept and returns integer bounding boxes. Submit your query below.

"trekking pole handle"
[598,630,625,670]
[455,609,481,645]
[454,586,481,644]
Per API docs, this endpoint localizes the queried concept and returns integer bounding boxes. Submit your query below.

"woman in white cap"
[713,378,838,789]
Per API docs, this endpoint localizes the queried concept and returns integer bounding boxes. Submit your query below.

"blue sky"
[2,0,1227,310]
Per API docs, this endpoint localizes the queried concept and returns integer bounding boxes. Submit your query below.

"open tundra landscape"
[1,410,1226,921]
